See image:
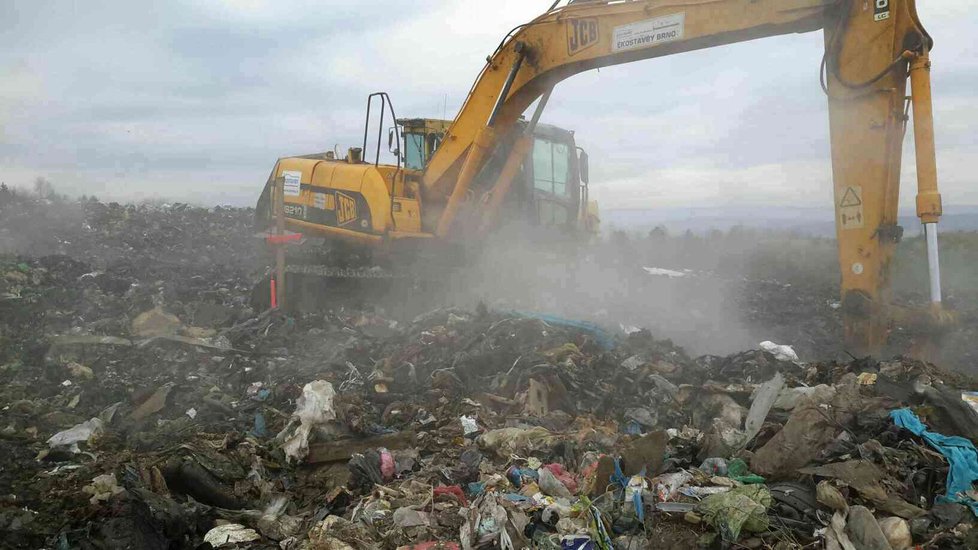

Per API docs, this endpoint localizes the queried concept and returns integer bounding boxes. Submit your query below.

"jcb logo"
[336,192,357,226]
[567,18,598,56]
[874,0,890,21]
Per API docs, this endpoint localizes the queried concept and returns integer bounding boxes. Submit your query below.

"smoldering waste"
[2,196,978,549]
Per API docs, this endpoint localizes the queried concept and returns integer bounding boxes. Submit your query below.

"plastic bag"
[538,466,572,498]
[47,417,104,453]
[348,450,385,490]
[203,524,260,547]
[759,341,799,362]
[653,470,693,502]
[461,415,479,435]
[278,380,337,463]
[697,485,772,542]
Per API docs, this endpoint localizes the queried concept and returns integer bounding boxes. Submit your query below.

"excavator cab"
[396,118,450,172]
[528,123,585,231]
[395,117,597,235]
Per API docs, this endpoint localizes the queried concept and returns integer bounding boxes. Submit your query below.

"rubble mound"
[1,191,977,549]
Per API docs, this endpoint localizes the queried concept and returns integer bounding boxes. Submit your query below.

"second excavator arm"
[422,0,942,356]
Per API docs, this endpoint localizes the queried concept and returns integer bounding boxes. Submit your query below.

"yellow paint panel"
[392,198,422,233]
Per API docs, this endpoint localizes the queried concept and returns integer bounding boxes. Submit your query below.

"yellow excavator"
[257,0,945,357]
[255,113,599,308]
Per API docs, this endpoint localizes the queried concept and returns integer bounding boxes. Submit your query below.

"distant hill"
[602,205,978,237]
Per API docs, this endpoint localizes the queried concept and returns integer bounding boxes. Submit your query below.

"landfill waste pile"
[2,192,978,549]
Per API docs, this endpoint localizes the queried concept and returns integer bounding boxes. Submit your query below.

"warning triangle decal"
[840,187,861,207]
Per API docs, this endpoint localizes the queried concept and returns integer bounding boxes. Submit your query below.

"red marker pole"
[270,277,278,309]
[274,177,287,309]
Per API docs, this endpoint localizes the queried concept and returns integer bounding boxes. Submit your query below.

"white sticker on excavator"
[612,13,685,53]
[839,185,864,230]
[874,0,890,22]
[282,171,301,197]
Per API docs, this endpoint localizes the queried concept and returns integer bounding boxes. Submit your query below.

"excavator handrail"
[362,92,402,170]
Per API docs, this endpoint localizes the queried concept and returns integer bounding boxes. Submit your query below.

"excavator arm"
[423,0,941,356]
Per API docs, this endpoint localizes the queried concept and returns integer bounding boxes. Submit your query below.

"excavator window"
[538,201,570,225]
[403,133,425,171]
[402,131,443,171]
[426,134,442,160]
[531,138,571,197]
[531,137,577,227]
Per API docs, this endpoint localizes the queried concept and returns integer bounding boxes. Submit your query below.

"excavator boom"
[421,0,941,356]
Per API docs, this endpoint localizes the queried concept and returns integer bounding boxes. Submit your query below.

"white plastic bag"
[460,415,479,435]
[203,524,260,547]
[278,380,337,463]
[653,470,693,501]
[759,341,799,362]
[47,417,104,453]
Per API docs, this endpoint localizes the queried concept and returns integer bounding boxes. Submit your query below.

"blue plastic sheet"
[588,505,615,550]
[610,457,629,489]
[251,412,268,438]
[505,466,538,488]
[624,420,643,435]
[891,408,978,516]
[631,484,644,521]
[561,535,596,550]
[508,311,616,350]
[467,481,486,497]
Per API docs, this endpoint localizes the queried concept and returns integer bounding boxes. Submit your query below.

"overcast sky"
[1,0,975,210]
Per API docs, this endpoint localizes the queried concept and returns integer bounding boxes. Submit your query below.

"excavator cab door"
[402,132,426,171]
[527,133,580,233]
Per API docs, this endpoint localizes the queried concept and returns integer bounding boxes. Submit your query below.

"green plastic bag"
[728,458,765,484]
[697,485,772,542]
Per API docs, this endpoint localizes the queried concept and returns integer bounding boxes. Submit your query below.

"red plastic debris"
[432,485,467,506]
[580,455,603,480]
[544,463,579,493]
[379,448,396,481]
[396,543,460,550]
[265,233,302,245]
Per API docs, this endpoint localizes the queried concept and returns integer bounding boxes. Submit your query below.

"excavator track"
[283,264,408,279]
[253,265,419,312]
[252,233,450,312]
